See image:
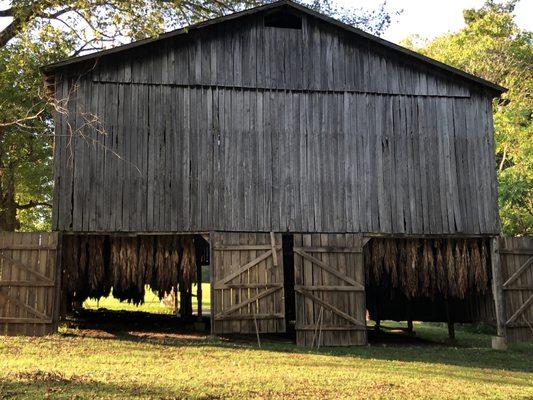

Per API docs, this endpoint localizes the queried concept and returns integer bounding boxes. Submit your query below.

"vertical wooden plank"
[51,233,61,334]
[210,232,216,334]
[303,234,313,346]
[29,233,40,335]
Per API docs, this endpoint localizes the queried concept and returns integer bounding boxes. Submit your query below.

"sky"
[0,0,532,45]
[340,0,533,43]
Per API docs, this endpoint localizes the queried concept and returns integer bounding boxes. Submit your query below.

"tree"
[402,0,532,235]
[0,0,398,231]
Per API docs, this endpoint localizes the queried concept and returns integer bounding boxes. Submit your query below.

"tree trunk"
[0,162,19,232]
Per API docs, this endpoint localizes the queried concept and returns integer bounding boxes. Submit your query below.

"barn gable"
[44,1,504,96]
[87,9,473,98]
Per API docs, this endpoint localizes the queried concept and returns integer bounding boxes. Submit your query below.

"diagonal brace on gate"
[215,250,275,287]
[506,294,533,326]
[0,252,52,282]
[214,286,282,318]
[503,256,532,288]
[0,291,52,321]
[295,288,366,328]
[293,249,364,290]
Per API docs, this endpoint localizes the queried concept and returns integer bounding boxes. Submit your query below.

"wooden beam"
[0,245,57,250]
[270,232,278,267]
[209,231,215,336]
[0,292,52,321]
[0,317,53,324]
[213,245,281,251]
[491,237,507,339]
[214,283,283,290]
[292,246,362,253]
[215,286,282,317]
[294,285,364,291]
[0,253,52,282]
[214,313,284,321]
[197,261,202,318]
[295,288,365,328]
[505,294,533,326]
[0,281,55,287]
[498,249,533,255]
[215,250,272,286]
[295,325,366,331]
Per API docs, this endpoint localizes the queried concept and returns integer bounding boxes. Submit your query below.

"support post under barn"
[490,237,508,350]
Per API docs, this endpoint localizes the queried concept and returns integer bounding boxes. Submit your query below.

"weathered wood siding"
[0,232,61,336]
[499,236,533,343]
[52,12,500,235]
[91,17,470,97]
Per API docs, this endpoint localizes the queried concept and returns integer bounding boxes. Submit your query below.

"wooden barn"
[14,0,528,346]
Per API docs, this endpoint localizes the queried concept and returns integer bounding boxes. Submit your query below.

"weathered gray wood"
[51,13,499,237]
[87,14,473,98]
[293,233,367,346]
[491,237,507,340]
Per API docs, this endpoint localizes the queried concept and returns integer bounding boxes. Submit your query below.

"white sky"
[339,0,533,43]
[0,0,532,44]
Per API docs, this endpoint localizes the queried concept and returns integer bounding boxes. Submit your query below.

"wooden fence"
[0,232,61,335]
[497,237,533,343]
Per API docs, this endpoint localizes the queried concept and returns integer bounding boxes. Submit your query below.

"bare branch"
[0,107,47,127]
[41,6,76,20]
[71,39,105,57]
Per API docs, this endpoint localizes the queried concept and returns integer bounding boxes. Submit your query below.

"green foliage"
[0,25,74,231]
[403,1,532,235]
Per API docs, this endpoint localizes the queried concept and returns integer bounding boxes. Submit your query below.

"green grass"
[83,283,211,314]
[1,322,532,399]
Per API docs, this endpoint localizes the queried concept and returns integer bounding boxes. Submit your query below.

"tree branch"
[70,38,104,57]
[41,6,76,20]
[0,7,13,17]
[16,200,53,210]
[0,19,19,48]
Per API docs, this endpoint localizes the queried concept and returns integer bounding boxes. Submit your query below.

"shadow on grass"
[0,376,180,400]
[64,309,533,375]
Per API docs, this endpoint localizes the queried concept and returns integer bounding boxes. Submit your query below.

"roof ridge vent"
[264,9,302,29]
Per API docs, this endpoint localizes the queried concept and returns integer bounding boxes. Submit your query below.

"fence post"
[490,237,507,350]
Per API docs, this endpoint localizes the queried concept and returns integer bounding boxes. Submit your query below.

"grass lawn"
[1,320,532,399]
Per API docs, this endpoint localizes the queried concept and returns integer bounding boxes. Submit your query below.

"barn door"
[211,232,285,334]
[0,232,61,336]
[499,237,533,343]
[293,234,367,346]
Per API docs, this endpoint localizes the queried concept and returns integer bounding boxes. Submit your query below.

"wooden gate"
[293,234,367,347]
[211,232,285,334]
[0,232,61,336]
[499,237,533,343]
